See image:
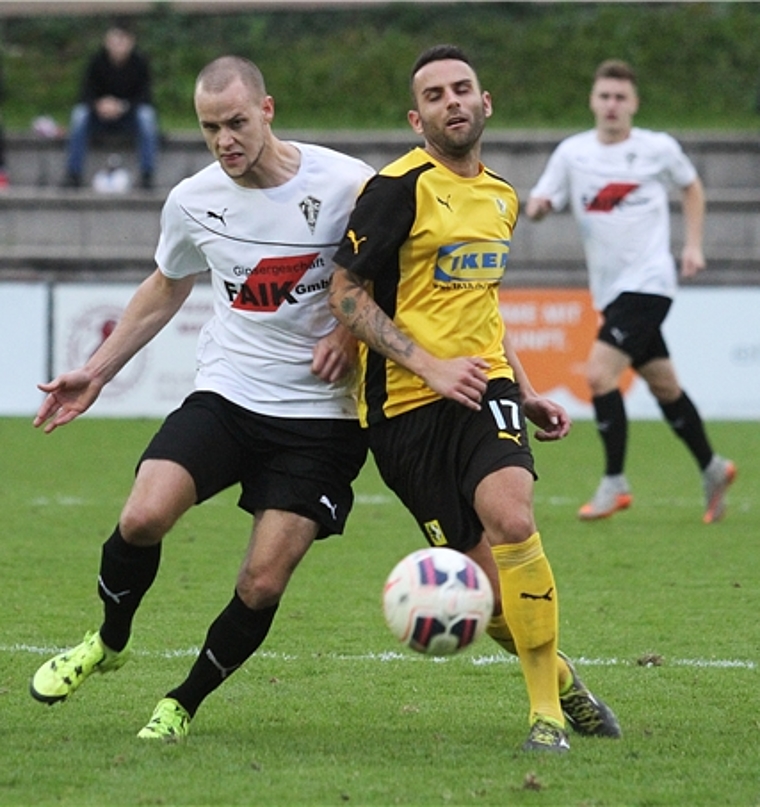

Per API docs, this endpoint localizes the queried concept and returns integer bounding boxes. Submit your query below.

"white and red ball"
[382,547,494,656]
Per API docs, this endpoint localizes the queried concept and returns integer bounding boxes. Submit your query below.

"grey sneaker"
[702,456,736,524]
[578,475,632,521]
[559,652,621,738]
[137,698,191,741]
[522,717,570,753]
[30,631,131,704]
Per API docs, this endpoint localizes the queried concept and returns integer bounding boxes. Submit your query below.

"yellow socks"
[486,612,517,655]
[492,533,562,725]
[487,611,573,694]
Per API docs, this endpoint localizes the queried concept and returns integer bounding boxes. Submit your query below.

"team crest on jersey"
[434,240,510,286]
[423,519,448,547]
[299,195,322,233]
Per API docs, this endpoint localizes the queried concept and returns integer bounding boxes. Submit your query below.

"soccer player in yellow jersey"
[331,44,621,752]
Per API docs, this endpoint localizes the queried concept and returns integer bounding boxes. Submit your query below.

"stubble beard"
[428,110,486,160]
[218,139,268,185]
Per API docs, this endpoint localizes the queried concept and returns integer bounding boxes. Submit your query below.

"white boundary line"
[25,493,753,510]
[3,644,755,670]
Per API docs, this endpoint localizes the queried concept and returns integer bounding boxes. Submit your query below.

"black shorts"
[368,378,536,553]
[139,391,368,539]
[598,292,672,369]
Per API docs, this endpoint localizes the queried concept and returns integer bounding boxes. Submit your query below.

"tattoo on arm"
[330,269,417,365]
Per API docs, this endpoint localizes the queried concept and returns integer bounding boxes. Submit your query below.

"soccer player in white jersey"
[29,56,374,739]
[526,59,735,524]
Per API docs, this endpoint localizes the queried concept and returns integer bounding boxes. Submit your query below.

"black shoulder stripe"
[483,168,515,191]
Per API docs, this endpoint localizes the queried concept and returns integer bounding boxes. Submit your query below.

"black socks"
[592,390,628,476]
[659,392,713,470]
[168,593,279,717]
[98,527,161,653]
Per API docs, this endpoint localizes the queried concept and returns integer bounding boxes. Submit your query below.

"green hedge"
[2,2,760,131]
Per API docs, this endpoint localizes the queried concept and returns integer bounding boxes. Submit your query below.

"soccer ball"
[382,547,494,656]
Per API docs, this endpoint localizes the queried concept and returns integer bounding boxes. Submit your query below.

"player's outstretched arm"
[34,269,196,434]
[329,266,488,410]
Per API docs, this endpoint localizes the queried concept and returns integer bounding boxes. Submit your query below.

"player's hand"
[33,370,103,434]
[422,357,490,411]
[311,324,358,384]
[525,196,553,221]
[680,244,705,278]
[522,395,571,441]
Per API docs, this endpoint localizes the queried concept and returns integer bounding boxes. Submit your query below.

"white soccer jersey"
[155,142,374,418]
[530,127,698,310]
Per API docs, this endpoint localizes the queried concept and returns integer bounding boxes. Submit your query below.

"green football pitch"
[1,416,757,806]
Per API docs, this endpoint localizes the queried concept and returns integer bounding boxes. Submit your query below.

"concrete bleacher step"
[7,128,760,191]
[1,130,759,284]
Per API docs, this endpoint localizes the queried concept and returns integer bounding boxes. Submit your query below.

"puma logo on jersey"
[206,208,228,226]
[347,230,367,254]
[436,194,453,211]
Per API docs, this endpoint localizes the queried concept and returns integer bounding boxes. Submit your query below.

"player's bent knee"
[489,515,536,545]
[236,573,286,610]
[119,504,176,545]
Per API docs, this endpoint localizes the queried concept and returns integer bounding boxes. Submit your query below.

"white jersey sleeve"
[531,128,698,310]
[155,144,374,419]
[156,187,210,279]
[529,142,573,213]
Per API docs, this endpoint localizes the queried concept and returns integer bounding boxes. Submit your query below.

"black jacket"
[80,48,152,107]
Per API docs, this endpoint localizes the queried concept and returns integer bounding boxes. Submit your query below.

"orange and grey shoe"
[578,475,632,521]
[702,456,737,524]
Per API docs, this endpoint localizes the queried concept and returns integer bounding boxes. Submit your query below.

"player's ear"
[407,109,423,135]
[261,94,275,124]
[483,90,493,119]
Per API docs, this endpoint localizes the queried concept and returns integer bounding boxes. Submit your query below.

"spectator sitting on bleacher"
[62,22,158,190]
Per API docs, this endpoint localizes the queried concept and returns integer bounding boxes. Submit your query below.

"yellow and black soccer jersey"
[333,147,519,426]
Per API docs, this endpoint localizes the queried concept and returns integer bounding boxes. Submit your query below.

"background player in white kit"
[526,59,735,524]
[29,56,374,739]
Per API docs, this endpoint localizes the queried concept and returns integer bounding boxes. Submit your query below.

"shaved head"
[195,56,267,99]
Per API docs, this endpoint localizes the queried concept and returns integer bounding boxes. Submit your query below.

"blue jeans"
[65,102,158,177]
